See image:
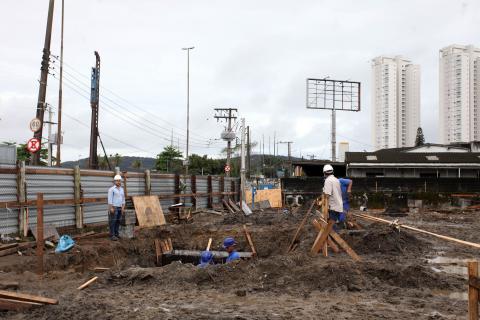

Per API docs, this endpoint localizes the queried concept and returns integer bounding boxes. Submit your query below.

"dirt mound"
[345,224,430,255]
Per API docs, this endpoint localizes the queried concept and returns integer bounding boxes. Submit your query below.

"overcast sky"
[1,0,479,162]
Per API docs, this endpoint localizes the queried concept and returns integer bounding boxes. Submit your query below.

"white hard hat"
[323,164,334,173]
[114,174,122,181]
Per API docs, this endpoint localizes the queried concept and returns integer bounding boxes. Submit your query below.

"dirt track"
[0,207,479,319]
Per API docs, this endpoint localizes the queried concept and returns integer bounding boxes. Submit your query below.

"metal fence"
[0,164,239,235]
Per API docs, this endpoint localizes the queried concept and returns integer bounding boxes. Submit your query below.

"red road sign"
[27,138,41,153]
[224,165,231,172]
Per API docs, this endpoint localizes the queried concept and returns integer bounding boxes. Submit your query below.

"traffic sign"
[27,138,41,153]
[224,165,231,172]
[29,118,42,132]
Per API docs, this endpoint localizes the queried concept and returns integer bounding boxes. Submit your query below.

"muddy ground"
[0,205,479,319]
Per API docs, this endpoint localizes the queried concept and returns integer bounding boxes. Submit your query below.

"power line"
[52,67,220,147]
[49,55,215,141]
[55,74,218,150]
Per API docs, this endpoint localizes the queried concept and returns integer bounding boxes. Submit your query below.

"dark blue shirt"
[338,178,351,211]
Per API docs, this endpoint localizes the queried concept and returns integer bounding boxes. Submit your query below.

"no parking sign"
[27,138,41,153]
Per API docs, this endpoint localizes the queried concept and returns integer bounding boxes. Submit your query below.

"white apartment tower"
[372,56,421,150]
[439,44,480,144]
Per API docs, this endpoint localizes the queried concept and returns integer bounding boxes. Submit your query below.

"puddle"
[427,256,471,277]
[432,289,468,301]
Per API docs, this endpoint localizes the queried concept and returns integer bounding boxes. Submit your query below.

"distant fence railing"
[281,177,480,194]
[0,163,239,235]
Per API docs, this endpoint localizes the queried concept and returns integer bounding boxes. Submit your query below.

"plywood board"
[245,189,282,208]
[132,196,166,227]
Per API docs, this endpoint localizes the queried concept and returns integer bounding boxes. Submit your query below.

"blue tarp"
[55,235,75,253]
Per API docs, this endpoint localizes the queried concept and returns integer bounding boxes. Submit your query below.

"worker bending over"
[198,251,214,268]
[338,177,353,227]
[322,165,344,230]
[223,237,240,263]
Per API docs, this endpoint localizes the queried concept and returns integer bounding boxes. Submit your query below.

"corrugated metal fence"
[0,164,239,235]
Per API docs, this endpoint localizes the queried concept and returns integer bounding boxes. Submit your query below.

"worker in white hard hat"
[107,174,125,241]
[322,164,344,230]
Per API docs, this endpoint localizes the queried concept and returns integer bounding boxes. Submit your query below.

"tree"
[112,153,122,167]
[132,159,142,170]
[415,127,425,146]
[3,142,50,166]
[155,146,183,173]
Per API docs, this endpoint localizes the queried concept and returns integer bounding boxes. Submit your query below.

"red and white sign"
[27,138,41,153]
[224,165,231,172]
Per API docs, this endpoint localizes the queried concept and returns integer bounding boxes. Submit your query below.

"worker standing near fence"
[108,175,125,241]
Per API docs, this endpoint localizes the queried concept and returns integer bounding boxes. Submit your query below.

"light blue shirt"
[108,185,125,207]
[226,251,240,263]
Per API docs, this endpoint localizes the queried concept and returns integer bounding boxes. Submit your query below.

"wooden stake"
[310,220,334,255]
[154,239,162,266]
[313,219,361,262]
[286,200,316,253]
[36,193,44,277]
[321,194,328,256]
[327,237,340,253]
[243,224,257,257]
[468,261,479,320]
[77,276,98,290]
[206,238,212,251]
[167,238,173,251]
[0,298,42,311]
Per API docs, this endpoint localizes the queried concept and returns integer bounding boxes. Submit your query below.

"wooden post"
[16,161,27,237]
[144,169,151,196]
[321,194,328,256]
[73,166,83,229]
[36,193,44,277]
[220,177,225,202]
[468,261,479,320]
[191,175,197,209]
[174,174,180,204]
[207,176,213,209]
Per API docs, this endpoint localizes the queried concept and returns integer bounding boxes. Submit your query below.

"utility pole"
[331,109,336,162]
[32,0,55,165]
[278,141,293,177]
[246,126,251,178]
[240,118,246,202]
[56,0,64,167]
[88,51,100,170]
[273,131,276,157]
[214,108,237,177]
[182,46,194,176]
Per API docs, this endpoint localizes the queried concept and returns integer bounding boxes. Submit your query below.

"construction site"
[2,0,480,319]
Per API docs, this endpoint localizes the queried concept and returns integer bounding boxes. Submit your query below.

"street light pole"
[182,46,194,177]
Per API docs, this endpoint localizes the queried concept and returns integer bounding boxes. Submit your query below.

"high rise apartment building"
[439,44,480,144]
[372,56,420,150]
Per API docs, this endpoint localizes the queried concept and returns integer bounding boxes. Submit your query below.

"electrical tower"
[214,108,237,177]
[88,51,101,170]
[32,0,55,165]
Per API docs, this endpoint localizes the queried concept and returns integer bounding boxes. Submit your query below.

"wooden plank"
[93,267,110,273]
[132,196,166,228]
[154,239,162,266]
[245,188,282,208]
[243,225,257,257]
[0,290,58,305]
[468,261,479,320]
[223,199,235,213]
[286,201,316,253]
[469,277,480,291]
[314,218,361,262]
[354,213,480,250]
[0,298,42,311]
[167,238,173,251]
[0,243,18,251]
[77,276,98,290]
[312,219,339,253]
[0,242,36,257]
[206,238,212,251]
[229,199,241,212]
[310,220,335,255]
